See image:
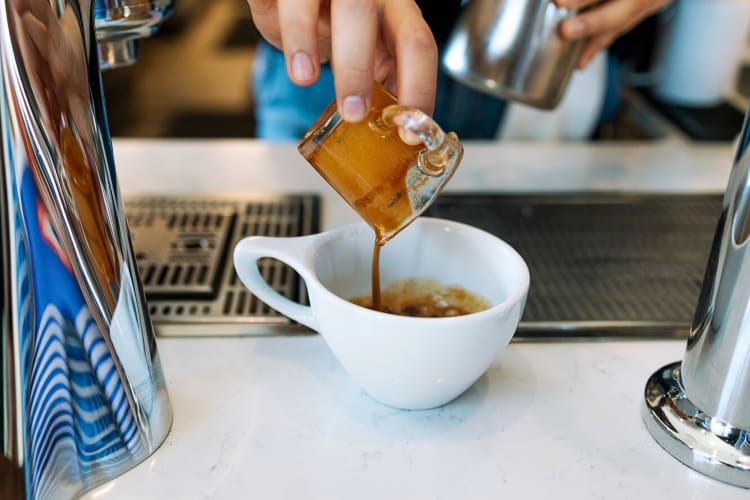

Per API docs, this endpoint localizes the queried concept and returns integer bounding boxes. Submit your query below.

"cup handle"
[233,235,318,331]
[379,105,464,176]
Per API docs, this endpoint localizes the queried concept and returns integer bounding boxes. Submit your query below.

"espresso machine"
[1,1,173,499]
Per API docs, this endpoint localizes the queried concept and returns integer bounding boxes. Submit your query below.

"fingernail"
[563,18,585,39]
[291,52,314,81]
[341,96,367,122]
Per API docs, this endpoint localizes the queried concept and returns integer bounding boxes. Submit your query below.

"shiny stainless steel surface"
[1,0,172,499]
[1,131,25,499]
[643,363,750,489]
[122,193,718,340]
[643,101,750,488]
[442,0,583,109]
[126,194,320,337]
[682,105,750,429]
[94,0,173,69]
[427,192,719,339]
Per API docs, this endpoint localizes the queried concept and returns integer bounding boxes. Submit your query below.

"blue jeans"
[252,40,507,140]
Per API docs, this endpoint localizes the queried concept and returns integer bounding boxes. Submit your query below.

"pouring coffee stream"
[371,243,383,310]
[364,108,464,313]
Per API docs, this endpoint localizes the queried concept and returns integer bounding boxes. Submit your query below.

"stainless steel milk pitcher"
[443,0,584,109]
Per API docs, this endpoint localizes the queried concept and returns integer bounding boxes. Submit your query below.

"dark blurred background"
[102,0,260,138]
[101,0,750,142]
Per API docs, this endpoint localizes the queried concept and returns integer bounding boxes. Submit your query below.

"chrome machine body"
[643,104,750,488]
[1,1,173,499]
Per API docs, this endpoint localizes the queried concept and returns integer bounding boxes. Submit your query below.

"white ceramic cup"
[233,217,529,410]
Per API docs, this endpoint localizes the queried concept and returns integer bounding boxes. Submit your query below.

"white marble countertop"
[83,139,748,499]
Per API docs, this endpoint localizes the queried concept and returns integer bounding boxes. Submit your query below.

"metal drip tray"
[425,193,722,339]
[126,195,320,336]
[127,192,722,340]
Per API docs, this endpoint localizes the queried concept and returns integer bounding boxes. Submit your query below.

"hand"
[247,0,438,123]
[556,0,673,69]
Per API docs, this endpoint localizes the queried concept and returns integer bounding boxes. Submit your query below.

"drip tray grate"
[127,192,722,340]
[126,195,320,336]
[425,192,722,339]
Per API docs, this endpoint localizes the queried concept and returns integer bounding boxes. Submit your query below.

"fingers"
[328,0,437,123]
[382,0,437,116]
[560,0,671,41]
[249,0,332,74]
[558,0,672,69]
[247,0,438,127]
[560,0,637,40]
[278,0,321,85]
[577,32,616,69]
[330,0,378,122]
[555,0,604,9]
[247,0,282,49]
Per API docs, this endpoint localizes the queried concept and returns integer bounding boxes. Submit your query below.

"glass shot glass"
[298,82,464,245]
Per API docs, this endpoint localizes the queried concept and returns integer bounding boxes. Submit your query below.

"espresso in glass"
[300,84,422,245]
[299,82,463,246]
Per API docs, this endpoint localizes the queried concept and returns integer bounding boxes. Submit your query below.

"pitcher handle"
[377,105,464,177]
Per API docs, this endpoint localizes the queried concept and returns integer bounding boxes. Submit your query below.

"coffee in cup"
[350,278,491,317]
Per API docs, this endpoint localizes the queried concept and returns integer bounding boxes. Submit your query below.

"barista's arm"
[247,0,438,123]
[556,0,673,69]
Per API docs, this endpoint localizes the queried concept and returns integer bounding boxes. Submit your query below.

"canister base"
[642,362,750,489]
